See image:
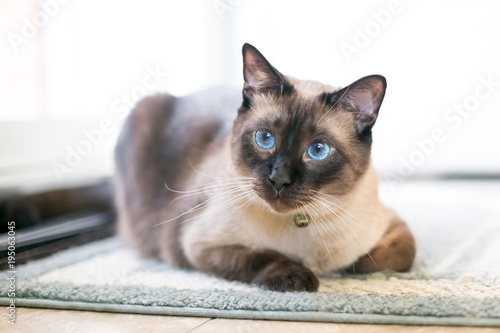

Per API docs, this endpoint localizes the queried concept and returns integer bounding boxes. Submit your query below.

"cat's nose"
[269,175,290,192]
[269,169,291,192]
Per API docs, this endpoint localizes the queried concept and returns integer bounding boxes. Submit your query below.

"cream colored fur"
[181,140,392,276]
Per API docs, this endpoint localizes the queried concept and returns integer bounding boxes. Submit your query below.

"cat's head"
[231,43,386,213]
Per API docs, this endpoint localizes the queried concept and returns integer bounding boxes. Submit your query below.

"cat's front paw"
[252,261,319,292]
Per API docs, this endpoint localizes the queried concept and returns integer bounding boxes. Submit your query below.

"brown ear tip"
[369,75,387,89]
[242,43,256,53]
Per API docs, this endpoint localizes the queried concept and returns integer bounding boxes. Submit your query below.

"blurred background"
[0,0,499,260]
[1,0,500,190]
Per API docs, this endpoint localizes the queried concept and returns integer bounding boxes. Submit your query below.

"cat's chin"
[253,189,306,214]
[261,197,300,214]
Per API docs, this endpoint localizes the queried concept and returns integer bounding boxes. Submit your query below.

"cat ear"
[329,75,387,135]
[242,43,292,105]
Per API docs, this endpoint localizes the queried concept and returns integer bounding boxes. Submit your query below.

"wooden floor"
[1,308,498,332]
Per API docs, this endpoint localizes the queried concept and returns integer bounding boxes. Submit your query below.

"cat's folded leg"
[352,215,416,273]
[195,245,319,292]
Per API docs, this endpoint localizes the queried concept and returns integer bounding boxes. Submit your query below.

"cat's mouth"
[254,184,307,213]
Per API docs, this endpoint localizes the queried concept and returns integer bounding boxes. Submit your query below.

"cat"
[114,43,416,292]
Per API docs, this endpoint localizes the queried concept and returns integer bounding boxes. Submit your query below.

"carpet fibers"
[1,181,499,327]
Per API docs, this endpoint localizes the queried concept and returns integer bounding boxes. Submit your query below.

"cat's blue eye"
[307,142,331,161]
[255,130,275,149]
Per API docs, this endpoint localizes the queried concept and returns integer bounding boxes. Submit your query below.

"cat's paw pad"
[252,261,319,292]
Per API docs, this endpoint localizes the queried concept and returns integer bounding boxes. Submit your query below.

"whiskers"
[151,177,257,229]
[300,204,336,270]
[298,190,391,271]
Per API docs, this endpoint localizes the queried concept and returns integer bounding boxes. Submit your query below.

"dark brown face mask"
[232,43,387,212]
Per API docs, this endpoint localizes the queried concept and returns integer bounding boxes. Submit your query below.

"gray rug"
[1,180,499,327]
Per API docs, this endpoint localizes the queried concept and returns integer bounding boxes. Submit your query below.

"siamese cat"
[115,43,416,292]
